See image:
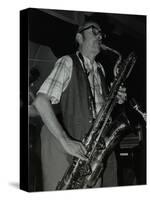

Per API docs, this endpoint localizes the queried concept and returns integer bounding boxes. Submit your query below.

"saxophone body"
[56,47,137,190]
[57,115,129,190]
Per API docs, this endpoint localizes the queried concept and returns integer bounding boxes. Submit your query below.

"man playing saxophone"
[33,19,127,191]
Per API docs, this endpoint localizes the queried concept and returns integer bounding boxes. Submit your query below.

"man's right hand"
[34,94,88,161]
[60,136,88,161]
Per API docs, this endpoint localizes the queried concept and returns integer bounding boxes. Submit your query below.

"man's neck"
[79,48,96,65]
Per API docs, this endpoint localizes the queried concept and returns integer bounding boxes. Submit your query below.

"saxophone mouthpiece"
[100,44,109,51]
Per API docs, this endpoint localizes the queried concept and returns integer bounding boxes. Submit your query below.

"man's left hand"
[117,86,127,104]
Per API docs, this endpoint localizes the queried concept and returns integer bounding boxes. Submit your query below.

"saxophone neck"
[100,44,122,77]
[100,44,121,56]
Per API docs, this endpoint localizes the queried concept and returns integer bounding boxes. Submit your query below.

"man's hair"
[77,19,100,33]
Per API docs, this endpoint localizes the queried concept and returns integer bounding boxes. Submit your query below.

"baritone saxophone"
[56,45,137,190]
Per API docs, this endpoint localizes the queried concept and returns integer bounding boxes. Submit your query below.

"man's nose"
[97,33,103,40]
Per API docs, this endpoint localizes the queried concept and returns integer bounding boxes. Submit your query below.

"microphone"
[129,98,146,122]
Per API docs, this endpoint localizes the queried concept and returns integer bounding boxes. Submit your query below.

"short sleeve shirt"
[37,52,105,114]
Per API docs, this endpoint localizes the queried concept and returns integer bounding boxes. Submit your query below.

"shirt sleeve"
[37,55,73,104]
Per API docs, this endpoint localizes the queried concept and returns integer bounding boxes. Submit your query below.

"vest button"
[89,107,92,110]
[89,120,92,123]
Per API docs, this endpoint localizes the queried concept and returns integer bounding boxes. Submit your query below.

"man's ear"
[75,33,83,45]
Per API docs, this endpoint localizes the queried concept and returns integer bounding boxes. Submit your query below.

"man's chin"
[95,48,100,55]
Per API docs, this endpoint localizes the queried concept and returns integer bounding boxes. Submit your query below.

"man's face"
[79,22,103,55]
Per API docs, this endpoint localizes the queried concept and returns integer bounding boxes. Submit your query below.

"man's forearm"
[33,93,68,143]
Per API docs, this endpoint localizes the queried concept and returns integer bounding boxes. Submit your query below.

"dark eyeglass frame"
[79,25,106,38]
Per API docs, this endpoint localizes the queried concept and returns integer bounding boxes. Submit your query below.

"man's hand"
[110,82,127,104]
[60,136,88,161]
[34,93,88,161]
[116,85,127,104]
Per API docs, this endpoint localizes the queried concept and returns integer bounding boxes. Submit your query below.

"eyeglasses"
[79,25,106,38]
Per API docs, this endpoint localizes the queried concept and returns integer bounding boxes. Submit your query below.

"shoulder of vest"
[68,53,82,69]
[69,53,78,60]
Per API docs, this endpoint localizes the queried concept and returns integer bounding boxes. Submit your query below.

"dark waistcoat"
[59,54,108,140]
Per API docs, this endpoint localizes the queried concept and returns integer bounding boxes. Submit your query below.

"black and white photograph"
[20,7,146,193]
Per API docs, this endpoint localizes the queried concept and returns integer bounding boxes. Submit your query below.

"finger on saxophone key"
[80,143,87,154]
[77,147,88,161]
[78,153,89,161]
